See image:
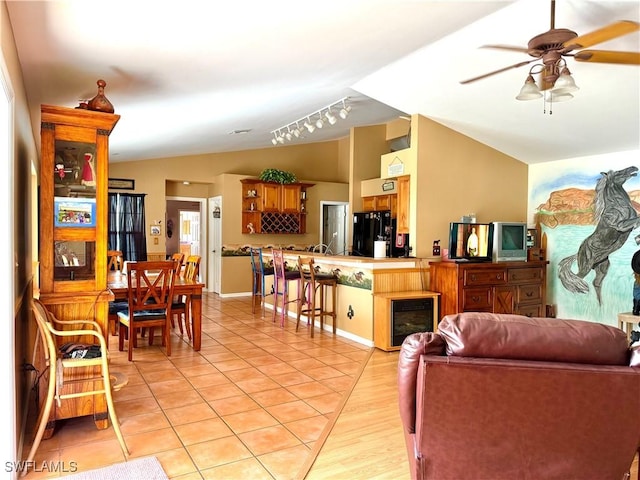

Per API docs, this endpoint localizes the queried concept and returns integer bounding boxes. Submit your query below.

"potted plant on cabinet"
[258,168,297,184]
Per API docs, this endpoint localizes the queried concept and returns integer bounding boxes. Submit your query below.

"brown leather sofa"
[398,312,640,480]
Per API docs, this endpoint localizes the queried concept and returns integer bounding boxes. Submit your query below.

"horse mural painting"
[559,166,640,304]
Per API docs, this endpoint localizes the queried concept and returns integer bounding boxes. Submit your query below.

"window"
[108,193,147,261]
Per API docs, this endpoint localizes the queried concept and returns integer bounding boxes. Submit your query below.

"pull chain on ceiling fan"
[460,0,640,113]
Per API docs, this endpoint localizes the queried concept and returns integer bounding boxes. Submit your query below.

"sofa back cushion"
[438,312,630,365]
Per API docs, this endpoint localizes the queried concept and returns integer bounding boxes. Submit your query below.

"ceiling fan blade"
[573,50,640,65]
[564,20,640,50]
[480,44,530,54]
[460,59,536,85]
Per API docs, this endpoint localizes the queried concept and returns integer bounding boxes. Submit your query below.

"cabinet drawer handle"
[526,291,533,297]
[472,296,481,302]
[495,274,503,280]
[470,275,477,281]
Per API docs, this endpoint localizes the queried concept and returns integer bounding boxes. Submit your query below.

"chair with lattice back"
[117,260,176,361]
[24,300,129,474]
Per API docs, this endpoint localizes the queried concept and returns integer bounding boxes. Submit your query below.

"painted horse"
[558,166,640,304]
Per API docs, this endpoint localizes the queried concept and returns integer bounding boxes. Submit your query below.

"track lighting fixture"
[270,97,351,145]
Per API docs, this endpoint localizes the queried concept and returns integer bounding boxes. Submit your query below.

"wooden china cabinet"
[37,104,120,433]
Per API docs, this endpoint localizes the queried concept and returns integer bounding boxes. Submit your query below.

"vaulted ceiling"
[7,1,639,165]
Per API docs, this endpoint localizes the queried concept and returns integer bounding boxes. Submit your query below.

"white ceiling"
[7,0,640,166]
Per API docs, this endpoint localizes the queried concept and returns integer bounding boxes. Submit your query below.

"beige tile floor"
[23,293,372,479]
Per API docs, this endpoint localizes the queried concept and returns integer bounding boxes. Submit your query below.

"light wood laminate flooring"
[22,293,638,479]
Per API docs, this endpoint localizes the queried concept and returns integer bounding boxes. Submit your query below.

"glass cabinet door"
[53,140,97,199]
[52,139,98,282]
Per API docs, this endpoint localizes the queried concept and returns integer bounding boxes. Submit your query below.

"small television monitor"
[492,222,528,262]
[448,222,494,262]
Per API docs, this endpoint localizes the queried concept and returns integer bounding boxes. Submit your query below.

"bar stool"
[296,256,338,338]
[272,249,301,327]
[250,247,274,317]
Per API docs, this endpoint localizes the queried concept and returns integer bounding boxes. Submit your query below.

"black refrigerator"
[352,210,405,257]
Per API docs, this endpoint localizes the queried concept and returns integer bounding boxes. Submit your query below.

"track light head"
[315,115,324,129]
[339,104,351,119]
[325,109,337,125]
[304,118,315,133]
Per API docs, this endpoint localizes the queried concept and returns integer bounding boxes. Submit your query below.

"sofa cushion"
[438,312,630,366]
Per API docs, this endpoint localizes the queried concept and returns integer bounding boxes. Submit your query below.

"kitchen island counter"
[261,250,433,346]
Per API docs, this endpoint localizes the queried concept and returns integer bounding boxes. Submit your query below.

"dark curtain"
[108,193,147,261]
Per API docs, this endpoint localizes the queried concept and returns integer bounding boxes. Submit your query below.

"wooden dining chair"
[170,252,184,275]
[117,260,176,361]
[107,250,123,272]
[107,250,126,346]
[171,255,201,340]
[25,300,129,473]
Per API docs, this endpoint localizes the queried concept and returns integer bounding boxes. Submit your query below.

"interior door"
[321,202,348,255]
[208,196,222,294]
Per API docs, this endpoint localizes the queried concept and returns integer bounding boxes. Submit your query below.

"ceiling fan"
[460,0,640,90]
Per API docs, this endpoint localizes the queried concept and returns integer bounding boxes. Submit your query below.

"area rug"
[62,456,167,480]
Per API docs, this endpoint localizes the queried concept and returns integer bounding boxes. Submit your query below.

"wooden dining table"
[107,270,205,351]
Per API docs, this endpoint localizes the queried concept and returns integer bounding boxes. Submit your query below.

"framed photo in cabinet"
[54,197,96,227]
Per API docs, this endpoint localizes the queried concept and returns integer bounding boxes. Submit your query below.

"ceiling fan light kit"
[270,97,351,145]
[461,0,639,115]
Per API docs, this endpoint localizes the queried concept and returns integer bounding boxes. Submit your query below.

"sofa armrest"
[398,332,445,434]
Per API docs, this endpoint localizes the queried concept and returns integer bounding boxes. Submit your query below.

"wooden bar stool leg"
[331,280,337,334]
[319,282,325,333]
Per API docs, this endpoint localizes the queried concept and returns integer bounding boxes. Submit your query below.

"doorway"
[166,197,207,289]
[178,210,200,258]
[320,201,349,255]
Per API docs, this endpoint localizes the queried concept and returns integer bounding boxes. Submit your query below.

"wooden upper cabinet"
[396,175,410,234]
[239,179,313,234]
[362,194,396,214]
[281,184,302,213]
[362,196,376,211]
[262,183,281,211]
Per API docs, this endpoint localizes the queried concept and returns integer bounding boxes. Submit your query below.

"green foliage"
[258,168,297,184]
